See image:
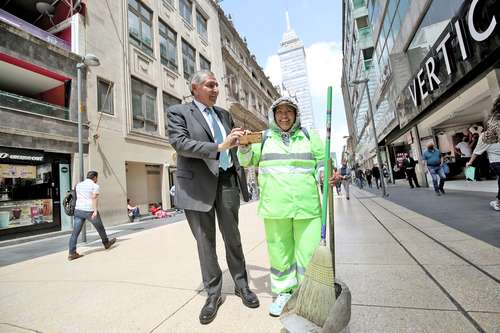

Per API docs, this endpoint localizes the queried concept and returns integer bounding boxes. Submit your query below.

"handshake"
[217,128,263,152]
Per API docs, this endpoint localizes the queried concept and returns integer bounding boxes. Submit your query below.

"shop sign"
[0,147,44,162]
[399,0,500,127]
[0,164,36,178]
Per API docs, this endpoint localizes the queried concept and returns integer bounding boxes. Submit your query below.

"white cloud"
[264,54,281,86]
[264,41,349,164]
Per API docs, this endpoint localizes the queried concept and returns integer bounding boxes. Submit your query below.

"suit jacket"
[167,101,249,212]
[403,157,417,169]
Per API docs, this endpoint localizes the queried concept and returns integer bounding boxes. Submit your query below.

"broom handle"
[321,87,333,242]
[328,158,335,279]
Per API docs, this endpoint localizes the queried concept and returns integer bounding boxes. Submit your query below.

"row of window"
[225,67,269,117]
[97,76,181,136]
[128,0,210,80]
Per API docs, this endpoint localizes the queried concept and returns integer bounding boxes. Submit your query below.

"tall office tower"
[278,12,315,129]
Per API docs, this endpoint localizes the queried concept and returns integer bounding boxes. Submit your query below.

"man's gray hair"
[190,70,216,87]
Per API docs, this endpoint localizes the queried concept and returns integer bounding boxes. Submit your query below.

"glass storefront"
[406,0,465,76]
[0,147,70,238]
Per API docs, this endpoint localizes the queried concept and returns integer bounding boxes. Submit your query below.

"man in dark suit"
[402,152,420,188]
[167,70,259,325]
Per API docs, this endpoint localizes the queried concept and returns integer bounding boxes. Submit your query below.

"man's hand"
[91,210,97,220]
[218,128,245,151]
[466,161,472,167]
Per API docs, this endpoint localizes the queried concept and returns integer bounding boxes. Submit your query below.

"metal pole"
[365,81,387,197]
[77,63,86,242]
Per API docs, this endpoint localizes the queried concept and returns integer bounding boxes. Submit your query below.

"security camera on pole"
[76,54,100,242]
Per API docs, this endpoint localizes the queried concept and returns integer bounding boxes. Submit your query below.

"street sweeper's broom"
[293,86,336,327]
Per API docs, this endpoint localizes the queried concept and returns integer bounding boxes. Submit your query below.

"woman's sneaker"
[490,201,500,211]
[268,293,292,317]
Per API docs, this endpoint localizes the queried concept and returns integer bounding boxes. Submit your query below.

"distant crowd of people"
[342,96,500,210]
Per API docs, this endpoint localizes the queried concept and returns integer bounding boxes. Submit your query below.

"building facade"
[342,0,500,185]
[83,0,277,226]
[218,9,279,132]
[0,2,87,239]
[278,13,315,129]
[0,0,275,238]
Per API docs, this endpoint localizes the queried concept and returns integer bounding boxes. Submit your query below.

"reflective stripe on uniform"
[259,166,315,174]
[261,152,314,161]
[270,263,297,277]
[271,276,298,292]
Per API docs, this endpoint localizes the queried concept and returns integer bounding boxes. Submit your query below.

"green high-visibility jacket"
[238,128,325,219]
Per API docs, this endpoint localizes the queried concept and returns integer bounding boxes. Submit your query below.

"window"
[182,39,196,80]
[196,10,208,40]
[97,78,114,115]
[199,55,211,70]
[179,0,192,25]
[131,77,157,133]
[163,0,174,9]
[406,0,463,75]
[163,92,181,135]
[128,0,153,55]
[159,21,177,71]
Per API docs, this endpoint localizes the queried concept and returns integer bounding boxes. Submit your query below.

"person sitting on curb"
[127,198,140,222]
[68,171,116,261]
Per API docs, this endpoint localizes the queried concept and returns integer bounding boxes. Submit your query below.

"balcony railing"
[352,0,366,10]
[0,90,69,120]
[0,9,70,50]
[357,26,373,49]
[364,59,373,71]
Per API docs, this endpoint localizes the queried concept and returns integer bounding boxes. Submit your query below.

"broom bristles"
[295,245,336,327]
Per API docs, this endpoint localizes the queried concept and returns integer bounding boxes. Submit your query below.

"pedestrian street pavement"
[0,191,499,332]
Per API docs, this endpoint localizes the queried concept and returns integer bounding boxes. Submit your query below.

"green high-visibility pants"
[264,217,321,294]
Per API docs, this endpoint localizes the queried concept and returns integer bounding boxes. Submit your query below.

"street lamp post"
[76,54,100,242]
[350,78,388,197]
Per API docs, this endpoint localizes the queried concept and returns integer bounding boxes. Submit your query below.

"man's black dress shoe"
[199,295,222,325]
[235,287,260,308]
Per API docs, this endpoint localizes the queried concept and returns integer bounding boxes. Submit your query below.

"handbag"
[442,163,450,175]
[465,166,475,181]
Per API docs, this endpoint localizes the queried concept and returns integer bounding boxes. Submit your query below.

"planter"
[280,279,351,333]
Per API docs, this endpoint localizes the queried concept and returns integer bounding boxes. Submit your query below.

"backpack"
[63,189,77,216]
[260,127,310,154]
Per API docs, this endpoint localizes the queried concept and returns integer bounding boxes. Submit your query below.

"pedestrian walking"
[356,168,365,188]
[365,168,373,188]
[422,143,446,196]
[332,167,342,195]
[372,165,381,189]
[467,97,500,211]
[338,162,351,199]
[167,70,259,325]
[68,171,116,261]
[238,96,324,317]
[402,153,420,188]
[382,164,390,184]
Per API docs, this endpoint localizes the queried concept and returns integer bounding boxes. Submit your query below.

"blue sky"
[219,0,342,65]
[220,0,348,161]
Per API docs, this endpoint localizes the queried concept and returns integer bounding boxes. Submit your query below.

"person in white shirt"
[467,134,500,211]
[455,137,472,158]
[68,171,116,260]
